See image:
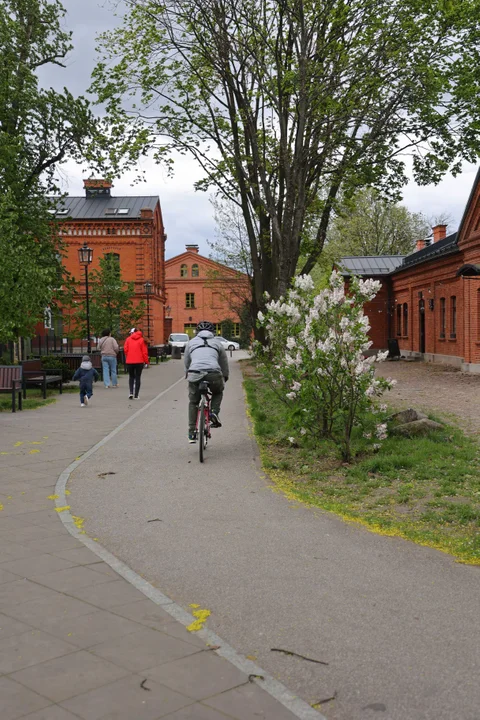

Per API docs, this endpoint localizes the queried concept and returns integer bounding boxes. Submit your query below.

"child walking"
[72,355,99,407]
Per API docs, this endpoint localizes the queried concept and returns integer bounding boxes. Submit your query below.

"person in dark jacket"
[72,355,99,407]
[123,328,149,399]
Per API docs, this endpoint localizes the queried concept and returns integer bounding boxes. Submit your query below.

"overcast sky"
[44,0,478,259]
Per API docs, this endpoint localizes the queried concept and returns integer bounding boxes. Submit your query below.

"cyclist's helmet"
[196,320,215,334]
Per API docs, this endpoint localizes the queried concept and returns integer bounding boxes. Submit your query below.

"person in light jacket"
[98,328,119,388]
[184,320,229,443]
[123,328,149,399]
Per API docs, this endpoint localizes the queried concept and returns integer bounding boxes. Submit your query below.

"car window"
[170,334,189,341]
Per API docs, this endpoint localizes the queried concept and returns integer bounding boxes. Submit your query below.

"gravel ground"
[377,359,480,435]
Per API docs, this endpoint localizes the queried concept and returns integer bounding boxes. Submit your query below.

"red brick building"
[164,245,250,341]
[47,179,167,347]
[340,169,480,372]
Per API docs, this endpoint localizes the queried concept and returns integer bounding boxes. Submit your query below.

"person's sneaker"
[83,395,88,406]
[128,394,133,399]
[134,396,139,400]
[80,403,85,407]
[210,412,222,428]
[188,431,197,443]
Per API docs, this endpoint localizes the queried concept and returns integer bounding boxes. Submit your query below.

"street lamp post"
[78,243,93,353]
[144,282,153,342]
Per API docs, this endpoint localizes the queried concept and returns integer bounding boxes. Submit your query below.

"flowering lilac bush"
[255,271,396,461]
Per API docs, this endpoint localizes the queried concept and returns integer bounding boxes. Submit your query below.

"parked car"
[167,333,190,353]
[216,337,240,351]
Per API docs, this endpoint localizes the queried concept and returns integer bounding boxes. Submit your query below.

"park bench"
[22,359,63,399]
[60,354,103,378]
[0,366,23,412]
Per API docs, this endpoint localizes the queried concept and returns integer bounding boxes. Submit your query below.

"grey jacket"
[184,330,229,381]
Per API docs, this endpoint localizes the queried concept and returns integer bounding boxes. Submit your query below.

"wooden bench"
[59,354,103,379]
[21,359,63,399]
[0,366,23,412]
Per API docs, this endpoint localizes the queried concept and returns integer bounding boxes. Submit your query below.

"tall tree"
[327,189,431,258]
[0,0,96,342]
[74,254,145,341]
[92,0,480,335]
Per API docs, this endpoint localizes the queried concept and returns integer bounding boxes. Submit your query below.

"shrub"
[255,271,396,461]
[40,355,74,381]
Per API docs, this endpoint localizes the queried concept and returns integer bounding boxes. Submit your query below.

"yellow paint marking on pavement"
[30,441,43,445]
[0,452,10,455]
[7,496,12,499]
[43,436,48,439]
[47,494,59,500]
[0,504,3,511]
[65,489,71,496]
[29,450,40,454]
[189,603,200,608]
[187,607,211,632]
[55,506,71,513]
[14,442,24,447]
[72,515,85,530]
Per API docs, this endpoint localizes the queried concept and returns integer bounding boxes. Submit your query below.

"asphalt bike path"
[0,362,307,720]
[67,354,480,720]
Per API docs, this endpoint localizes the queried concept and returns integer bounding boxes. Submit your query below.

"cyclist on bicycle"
[184,321,229,443]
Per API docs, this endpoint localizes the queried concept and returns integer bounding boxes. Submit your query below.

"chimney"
[140,207,153,219]
[83,178,112,198]
[432,224,447,243]
[186,244,199,253]
[416,239,425,252]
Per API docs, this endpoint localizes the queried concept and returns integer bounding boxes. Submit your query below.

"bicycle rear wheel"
[198,397,207,463]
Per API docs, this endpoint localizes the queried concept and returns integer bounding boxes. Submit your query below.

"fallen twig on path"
[271,648,328,665]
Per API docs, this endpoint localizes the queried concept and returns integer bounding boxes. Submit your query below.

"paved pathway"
[67,354,480,720]
[0,361,312,720]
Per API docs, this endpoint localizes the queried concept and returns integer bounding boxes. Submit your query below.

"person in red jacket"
[123,328,149,399]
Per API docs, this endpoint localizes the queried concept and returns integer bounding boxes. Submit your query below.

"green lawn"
[243,363,480,565]
[0,385,78,412]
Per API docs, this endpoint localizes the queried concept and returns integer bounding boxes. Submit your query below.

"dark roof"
[49,196,159,220]
[398,232,458,270]
[339,255,405,276]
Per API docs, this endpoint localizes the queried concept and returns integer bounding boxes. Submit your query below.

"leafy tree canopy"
[0,0,97,342]
[74,254,146,342]
[92,0,480,332]
[326,189,432,258]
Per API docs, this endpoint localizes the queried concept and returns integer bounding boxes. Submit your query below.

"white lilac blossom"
[257,310,265,323]
[294,274,315,292]
[300,428,307,435]
[288,436,295,443]
[291,381,301,391]
[286,336,296,350]
[376,350,389,362]
[286,392,297,400]
[376,423,388,440]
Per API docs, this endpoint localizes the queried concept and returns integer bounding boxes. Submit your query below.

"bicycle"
[195,380,212,463]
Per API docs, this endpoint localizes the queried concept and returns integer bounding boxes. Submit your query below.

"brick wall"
[165,247,250,339]
[59,202,166,345]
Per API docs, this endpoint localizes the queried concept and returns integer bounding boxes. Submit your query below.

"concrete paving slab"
[31,565,113,592]
[204,683,304,720]
[162,705,238,720]
[0,676,51,720]
[21,706,81,720]
[44,609,141,649]
[4,592,96,630]
[10,650,130,702]
[60,673,194,720]
[67,578,146,609]
[0,628,76,674]
[89,627,200,672]
[0,579,58,608]
[0,613,32,642]
[145,650,249,701]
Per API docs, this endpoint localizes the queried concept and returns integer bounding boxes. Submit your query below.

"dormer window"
[180,264,188,277]
[192,264,199,277]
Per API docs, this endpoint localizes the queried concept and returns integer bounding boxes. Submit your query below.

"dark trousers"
[79,384,93,403]
[128,363,144,397]
[188,371,224,431]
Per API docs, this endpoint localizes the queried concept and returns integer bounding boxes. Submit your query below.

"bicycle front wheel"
[198,397,207,463]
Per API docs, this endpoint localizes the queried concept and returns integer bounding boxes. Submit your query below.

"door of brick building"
[419,299,425,353]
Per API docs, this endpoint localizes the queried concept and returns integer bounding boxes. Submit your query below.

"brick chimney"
[416,239,425,252]
[432,224,447,243]
[83,178,112,198]
[186,244,199,253]
[140,207,153,219]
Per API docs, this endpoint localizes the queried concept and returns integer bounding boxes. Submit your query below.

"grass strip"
[242,363,480,565]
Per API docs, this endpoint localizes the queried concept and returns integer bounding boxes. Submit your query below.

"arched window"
[180,264,188,277]
[192,263,199,277]
[396,304,402,336]
[440,298,446,338]
[403,304,408,336]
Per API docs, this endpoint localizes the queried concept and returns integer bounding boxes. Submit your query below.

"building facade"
[340,169,480,372]
[50,179,167,347]
[164,245,250,341]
